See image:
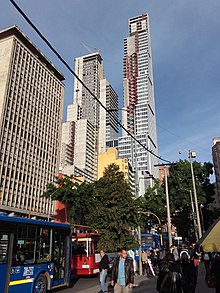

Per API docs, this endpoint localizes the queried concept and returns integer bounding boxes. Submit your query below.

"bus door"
[53,231,69,286]
[0,232,13,293]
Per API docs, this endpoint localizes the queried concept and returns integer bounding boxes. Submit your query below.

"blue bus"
[134,233,170,260]
[0,214,71,293]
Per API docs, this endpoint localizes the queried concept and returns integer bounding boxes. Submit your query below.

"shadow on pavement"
[53,274,98,291]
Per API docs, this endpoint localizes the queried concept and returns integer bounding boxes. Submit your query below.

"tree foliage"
[89,163,139,252]
[142,160,216,241]
[168,160,216,240]
[42,176,95,225]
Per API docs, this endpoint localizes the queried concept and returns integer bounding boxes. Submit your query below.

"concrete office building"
[99,79,118,153]
[0,26,64,218]
[60,121,75,169]
[118,14,159,196]
[212,138,220,207]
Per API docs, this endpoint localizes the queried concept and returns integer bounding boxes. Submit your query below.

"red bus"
[71,225,100,276]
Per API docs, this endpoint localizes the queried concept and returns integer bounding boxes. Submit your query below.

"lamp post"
[188,151,202,239]
[164,167,172,250]
[189,190,198,241]
[139,211,163,247]
[47,188,59,221]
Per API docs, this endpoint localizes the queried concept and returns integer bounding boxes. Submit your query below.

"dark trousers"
[181,265,197,293]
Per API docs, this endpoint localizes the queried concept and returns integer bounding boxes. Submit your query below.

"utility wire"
[157,124,208,153]
[9,0,171,164]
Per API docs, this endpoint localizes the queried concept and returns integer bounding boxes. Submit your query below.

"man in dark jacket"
[179,243,197,293]
[111,248,134,293]
[211,253,220,293]
[99,250,109,293]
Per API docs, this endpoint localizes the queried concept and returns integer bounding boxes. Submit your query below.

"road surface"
[53,264,213,293]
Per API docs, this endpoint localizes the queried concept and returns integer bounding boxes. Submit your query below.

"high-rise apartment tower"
[0,26,64,218]
[61,53,104,181]
[118,14,158,196]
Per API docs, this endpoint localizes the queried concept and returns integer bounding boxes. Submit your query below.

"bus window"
[12,226,36,265]
[0,233,9,264]
[72,240,87,255]
[36,228,51,263]
[94,237,99,253]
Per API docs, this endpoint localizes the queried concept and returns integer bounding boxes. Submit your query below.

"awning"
[197,218,220,252]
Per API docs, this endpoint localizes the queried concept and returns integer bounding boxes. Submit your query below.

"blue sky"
[1,0,220,164]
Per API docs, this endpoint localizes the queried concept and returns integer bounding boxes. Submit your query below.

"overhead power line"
[9,0,171,164]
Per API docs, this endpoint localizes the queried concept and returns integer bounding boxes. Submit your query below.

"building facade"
[60,52,118,181]
[118,14,159,196]
[212,138,220,207]
[99,79,118,153]
[98,148,129,180]
[0,26,64,218]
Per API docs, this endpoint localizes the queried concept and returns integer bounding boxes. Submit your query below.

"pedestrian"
[141,249,149,276]
[148,247,156,276]
[99,250,109,293]
[158,247,167,271]
[202,250,212,272]
[157,253,184,293]
[111,247,134,293]
[179,242,197,293]
[172,245,179,262]
[211,253,220,293]
[128,249,137,275]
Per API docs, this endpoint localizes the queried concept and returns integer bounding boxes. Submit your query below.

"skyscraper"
[99,79,118,153]
[0,26,64,218]
[118,14,158,196]
[61,52,104,181]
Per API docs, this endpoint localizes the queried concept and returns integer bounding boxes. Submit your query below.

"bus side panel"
[0,263,9,292]
[9,282,33,293]
[71,255,99,275]
[9,264,54,292]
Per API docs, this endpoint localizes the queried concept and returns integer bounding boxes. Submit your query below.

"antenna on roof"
[81,42,98,54]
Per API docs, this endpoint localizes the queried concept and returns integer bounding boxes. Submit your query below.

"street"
[53,265,213,293]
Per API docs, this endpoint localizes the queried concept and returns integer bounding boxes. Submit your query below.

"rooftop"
[0,25,65,81]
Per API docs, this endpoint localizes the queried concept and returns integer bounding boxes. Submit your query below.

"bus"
[0,213,71,293]
[71,225,100,276]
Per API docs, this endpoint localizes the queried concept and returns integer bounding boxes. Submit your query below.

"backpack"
[204,253,210,261]
[180,249,191,264]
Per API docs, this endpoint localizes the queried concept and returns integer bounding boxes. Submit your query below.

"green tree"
[141,180,166,232]
[42,176,95,225]
[168,160,216,240]
[89,163,139,252]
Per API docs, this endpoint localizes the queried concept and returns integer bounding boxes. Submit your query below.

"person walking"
[111,248,134,293]
[99,250,109,293]
[172,245,179,262]
[211,253,220,293]
[179,242,197,293]
[157,253,184,293]
[141,249,149,276]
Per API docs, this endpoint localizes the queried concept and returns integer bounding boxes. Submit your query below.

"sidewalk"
[76,275,149,293]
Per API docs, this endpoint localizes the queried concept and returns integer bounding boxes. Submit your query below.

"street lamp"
[188,151,202,239]
[145,211,163,247]
[47,188,59,221]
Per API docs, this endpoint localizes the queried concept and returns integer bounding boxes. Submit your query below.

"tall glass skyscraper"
[118,14,158,196]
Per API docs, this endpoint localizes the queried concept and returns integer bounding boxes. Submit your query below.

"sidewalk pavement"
[77,275,149,293]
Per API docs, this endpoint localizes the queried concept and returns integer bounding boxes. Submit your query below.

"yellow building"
[98,148,129,180]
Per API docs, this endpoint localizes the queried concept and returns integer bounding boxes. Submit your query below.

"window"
[12,226,37,265]
[0,233,9,264]
[36,228,51,263]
